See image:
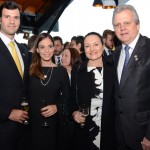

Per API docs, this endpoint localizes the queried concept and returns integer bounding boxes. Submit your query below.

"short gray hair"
[112,5,140,27]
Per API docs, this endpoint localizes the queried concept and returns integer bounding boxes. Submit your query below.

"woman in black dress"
[70,32,117,150]
[28,33,70,150]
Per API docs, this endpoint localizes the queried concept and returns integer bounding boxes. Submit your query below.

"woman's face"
[61,49,71,67]
[37,37,54,64]
[84,35,103,61]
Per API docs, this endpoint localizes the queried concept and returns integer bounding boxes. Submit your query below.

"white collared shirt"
[0,32,24,73]
[117,33,140,83]
[104,47,110,56]
[54,54,62,65]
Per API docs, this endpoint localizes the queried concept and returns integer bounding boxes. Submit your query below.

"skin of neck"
[88,57,103,67]
[1,30,15,40]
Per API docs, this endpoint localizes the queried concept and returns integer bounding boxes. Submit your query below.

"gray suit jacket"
[114,34,150,149]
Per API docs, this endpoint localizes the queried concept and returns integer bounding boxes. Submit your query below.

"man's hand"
[142,137,150,150]
[8,109,29,123]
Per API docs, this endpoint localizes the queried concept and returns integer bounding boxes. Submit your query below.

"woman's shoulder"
[53,66,68,75]
[54,66,66,71]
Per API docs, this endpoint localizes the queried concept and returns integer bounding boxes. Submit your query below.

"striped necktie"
[57,56,61,66]
[8,41,23,78]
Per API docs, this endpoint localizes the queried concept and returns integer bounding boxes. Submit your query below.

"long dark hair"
[29,33,54,79]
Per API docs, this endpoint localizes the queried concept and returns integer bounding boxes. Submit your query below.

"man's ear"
[103,38,106,44]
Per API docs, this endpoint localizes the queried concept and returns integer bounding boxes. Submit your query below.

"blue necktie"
[120,45,130,82]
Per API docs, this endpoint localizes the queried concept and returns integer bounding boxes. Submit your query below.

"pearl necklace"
[40,67,53,86]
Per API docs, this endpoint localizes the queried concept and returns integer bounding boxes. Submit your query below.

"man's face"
[54,40,63,55]
[105,34,114,49]
[113,9,140,45]
[0,8,20,39]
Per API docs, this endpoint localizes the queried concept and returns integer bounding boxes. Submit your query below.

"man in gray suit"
[0,1,29,150]
[113,4,150,150]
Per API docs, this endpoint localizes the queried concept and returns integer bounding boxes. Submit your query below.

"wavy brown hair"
[29,33,54,80]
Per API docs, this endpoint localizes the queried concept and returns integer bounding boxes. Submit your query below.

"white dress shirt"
[54,54,62,65]
[0,32,24,73]
[104,46,111,56]
[117,33,140,83]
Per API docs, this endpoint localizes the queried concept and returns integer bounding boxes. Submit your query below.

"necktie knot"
[124,45,130,52]
[9,41,15,49]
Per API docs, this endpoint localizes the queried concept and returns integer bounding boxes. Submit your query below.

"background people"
[28,33,70,150]
[27,34,38,65]
[0,1,29,150]
[113,4,150,150]
[52,36,64,66]
[70,35,86,62]
[102,29,115,56]
[70,32,116,150]
[61,47,81,80]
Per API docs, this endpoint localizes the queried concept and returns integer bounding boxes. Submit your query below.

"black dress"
[28,66,70,150]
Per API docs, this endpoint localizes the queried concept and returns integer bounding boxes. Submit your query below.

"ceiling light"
[102,0,116,9]
[93,0,103,7]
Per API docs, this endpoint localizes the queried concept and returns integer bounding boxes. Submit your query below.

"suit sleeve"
[0,104,12,122]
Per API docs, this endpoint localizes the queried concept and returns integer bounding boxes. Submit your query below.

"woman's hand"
[41,105,57,117]
[72,111,86,124]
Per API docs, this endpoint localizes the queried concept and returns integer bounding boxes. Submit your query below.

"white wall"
[51,0,150,42]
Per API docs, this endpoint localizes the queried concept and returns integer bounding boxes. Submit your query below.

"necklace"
[43,67,51,79]
[40,67,53,86]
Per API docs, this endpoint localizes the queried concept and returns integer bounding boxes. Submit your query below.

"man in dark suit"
[52,36,64,66]
[0,1,29,150]
[102,29,114,57]
[112,4,150,150]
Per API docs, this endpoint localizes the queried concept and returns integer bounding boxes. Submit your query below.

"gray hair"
[112,5,140,27]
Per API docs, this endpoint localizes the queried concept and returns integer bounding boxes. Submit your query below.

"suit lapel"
[0,39,19,72]
[16,42,28,81]
[114,46,121,87]
[119,35,146,89]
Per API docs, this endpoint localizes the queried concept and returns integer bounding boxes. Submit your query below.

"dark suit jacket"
[114,34,150,149]
[103,48,113,57]
[0,38,29,149]
[70,56,116,150]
